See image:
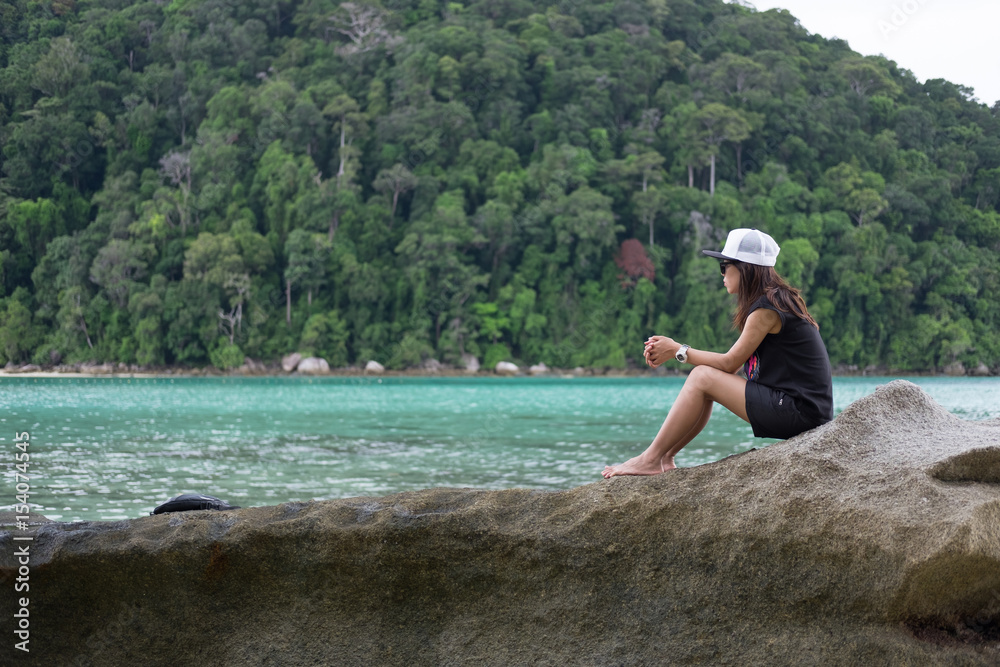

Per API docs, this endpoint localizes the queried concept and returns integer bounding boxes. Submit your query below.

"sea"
[2,375,998,522]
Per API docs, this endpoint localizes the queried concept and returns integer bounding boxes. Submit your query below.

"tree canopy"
[2,0,999,373]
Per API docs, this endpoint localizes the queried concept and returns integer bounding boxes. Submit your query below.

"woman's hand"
[643,335,679,368]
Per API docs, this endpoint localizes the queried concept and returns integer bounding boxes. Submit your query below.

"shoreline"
[1,366,993,380]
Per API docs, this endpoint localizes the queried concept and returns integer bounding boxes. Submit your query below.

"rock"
[461,353,480,373]
[969,362,991,377]
[365,360,385,374]
[421,358,444,373]
[494,361,518,375]
[573,366,586,376]
[281,352,303,372]
[943,361,966,376]
[529,362,549,376]
[239,357,266,375]
[297,357,329,375]
[4,381,1000,666]
[17,363,41,373]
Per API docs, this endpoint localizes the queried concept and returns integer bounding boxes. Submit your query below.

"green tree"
[396,191,488,346]
[471,301,510,345]
[284,229,329,325]
[321,93,368,240]
[824,162,889,226]
[690,103,752,196]
[549,186,621,270]
[89,239,154,309]
[56,286,95,355]
[251,142,319,243]
[606,148,666,245]
[0,295,41,365]
[373,163,417,220]
[299,310,350,366]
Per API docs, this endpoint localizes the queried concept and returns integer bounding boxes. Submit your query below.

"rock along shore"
[2,380,999,665]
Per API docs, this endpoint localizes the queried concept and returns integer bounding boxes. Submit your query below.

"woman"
[603,228,832,478]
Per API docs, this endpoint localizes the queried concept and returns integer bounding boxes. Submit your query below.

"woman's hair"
[732,262,818,331]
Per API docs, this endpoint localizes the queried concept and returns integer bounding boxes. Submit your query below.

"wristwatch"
[675,344,690,363]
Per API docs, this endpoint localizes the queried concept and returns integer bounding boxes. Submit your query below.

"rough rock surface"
[421,358,444,373]
[364,360,385,374]
[970,362,992,377]
[2,381,999,666]
[296,357,329,375]
[280,352,302,372]
[461,353,479,373]
[944,361,967,377]
[495,361,518,375]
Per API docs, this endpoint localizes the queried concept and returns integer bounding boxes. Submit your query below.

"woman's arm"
[644,309,781,373]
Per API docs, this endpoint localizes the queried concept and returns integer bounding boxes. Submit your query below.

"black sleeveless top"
[744,295,833,423]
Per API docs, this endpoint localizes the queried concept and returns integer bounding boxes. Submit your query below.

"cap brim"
[701,250,732,260]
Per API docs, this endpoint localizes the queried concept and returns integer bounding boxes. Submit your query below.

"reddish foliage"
[615,239,655,288]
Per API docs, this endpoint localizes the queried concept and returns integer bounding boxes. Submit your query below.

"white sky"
[743,0,1000,105]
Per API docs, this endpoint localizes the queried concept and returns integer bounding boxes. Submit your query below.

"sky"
[742,0,1000,105]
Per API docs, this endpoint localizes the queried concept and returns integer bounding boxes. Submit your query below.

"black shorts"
[744,382,820,439]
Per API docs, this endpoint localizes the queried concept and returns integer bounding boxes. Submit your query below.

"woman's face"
[721,261,740,295]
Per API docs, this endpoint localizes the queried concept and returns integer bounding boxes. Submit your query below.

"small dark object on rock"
[150,493,241,515]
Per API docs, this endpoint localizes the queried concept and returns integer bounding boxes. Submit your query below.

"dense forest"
[1,0,999,373]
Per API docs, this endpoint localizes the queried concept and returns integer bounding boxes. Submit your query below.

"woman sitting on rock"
[603,228,833,478]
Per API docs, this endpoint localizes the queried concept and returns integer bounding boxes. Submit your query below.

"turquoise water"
[1,376,998,522]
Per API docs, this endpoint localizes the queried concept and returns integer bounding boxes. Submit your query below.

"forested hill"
[2,0,999,373]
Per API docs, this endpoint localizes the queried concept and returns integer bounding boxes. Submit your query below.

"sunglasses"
[719,261,736,275]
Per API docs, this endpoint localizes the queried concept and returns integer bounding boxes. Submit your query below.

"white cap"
[702,228,780,267]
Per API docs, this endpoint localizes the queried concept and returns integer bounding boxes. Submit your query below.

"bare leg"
[657,398,713,471]
[603,366,749,478]
[600,401,711,476]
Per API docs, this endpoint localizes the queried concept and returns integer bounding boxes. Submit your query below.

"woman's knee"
[684,365,719,392]
[684,365,747,415]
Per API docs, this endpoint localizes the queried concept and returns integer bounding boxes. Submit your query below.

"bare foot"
[602,454,675,478]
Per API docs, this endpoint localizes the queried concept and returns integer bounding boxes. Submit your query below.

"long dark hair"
[733,263,818,331]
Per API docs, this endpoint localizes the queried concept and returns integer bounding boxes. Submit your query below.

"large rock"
[494,361,518,375]
[461,353,480,373]
[943,361,967,376]
[365,360,385,374]
[970,362,992,377]
[421,358,444,373]
[2,381,999,665]
[281,352,302,372]
[296,357,329,375]
[235,357,266,376]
